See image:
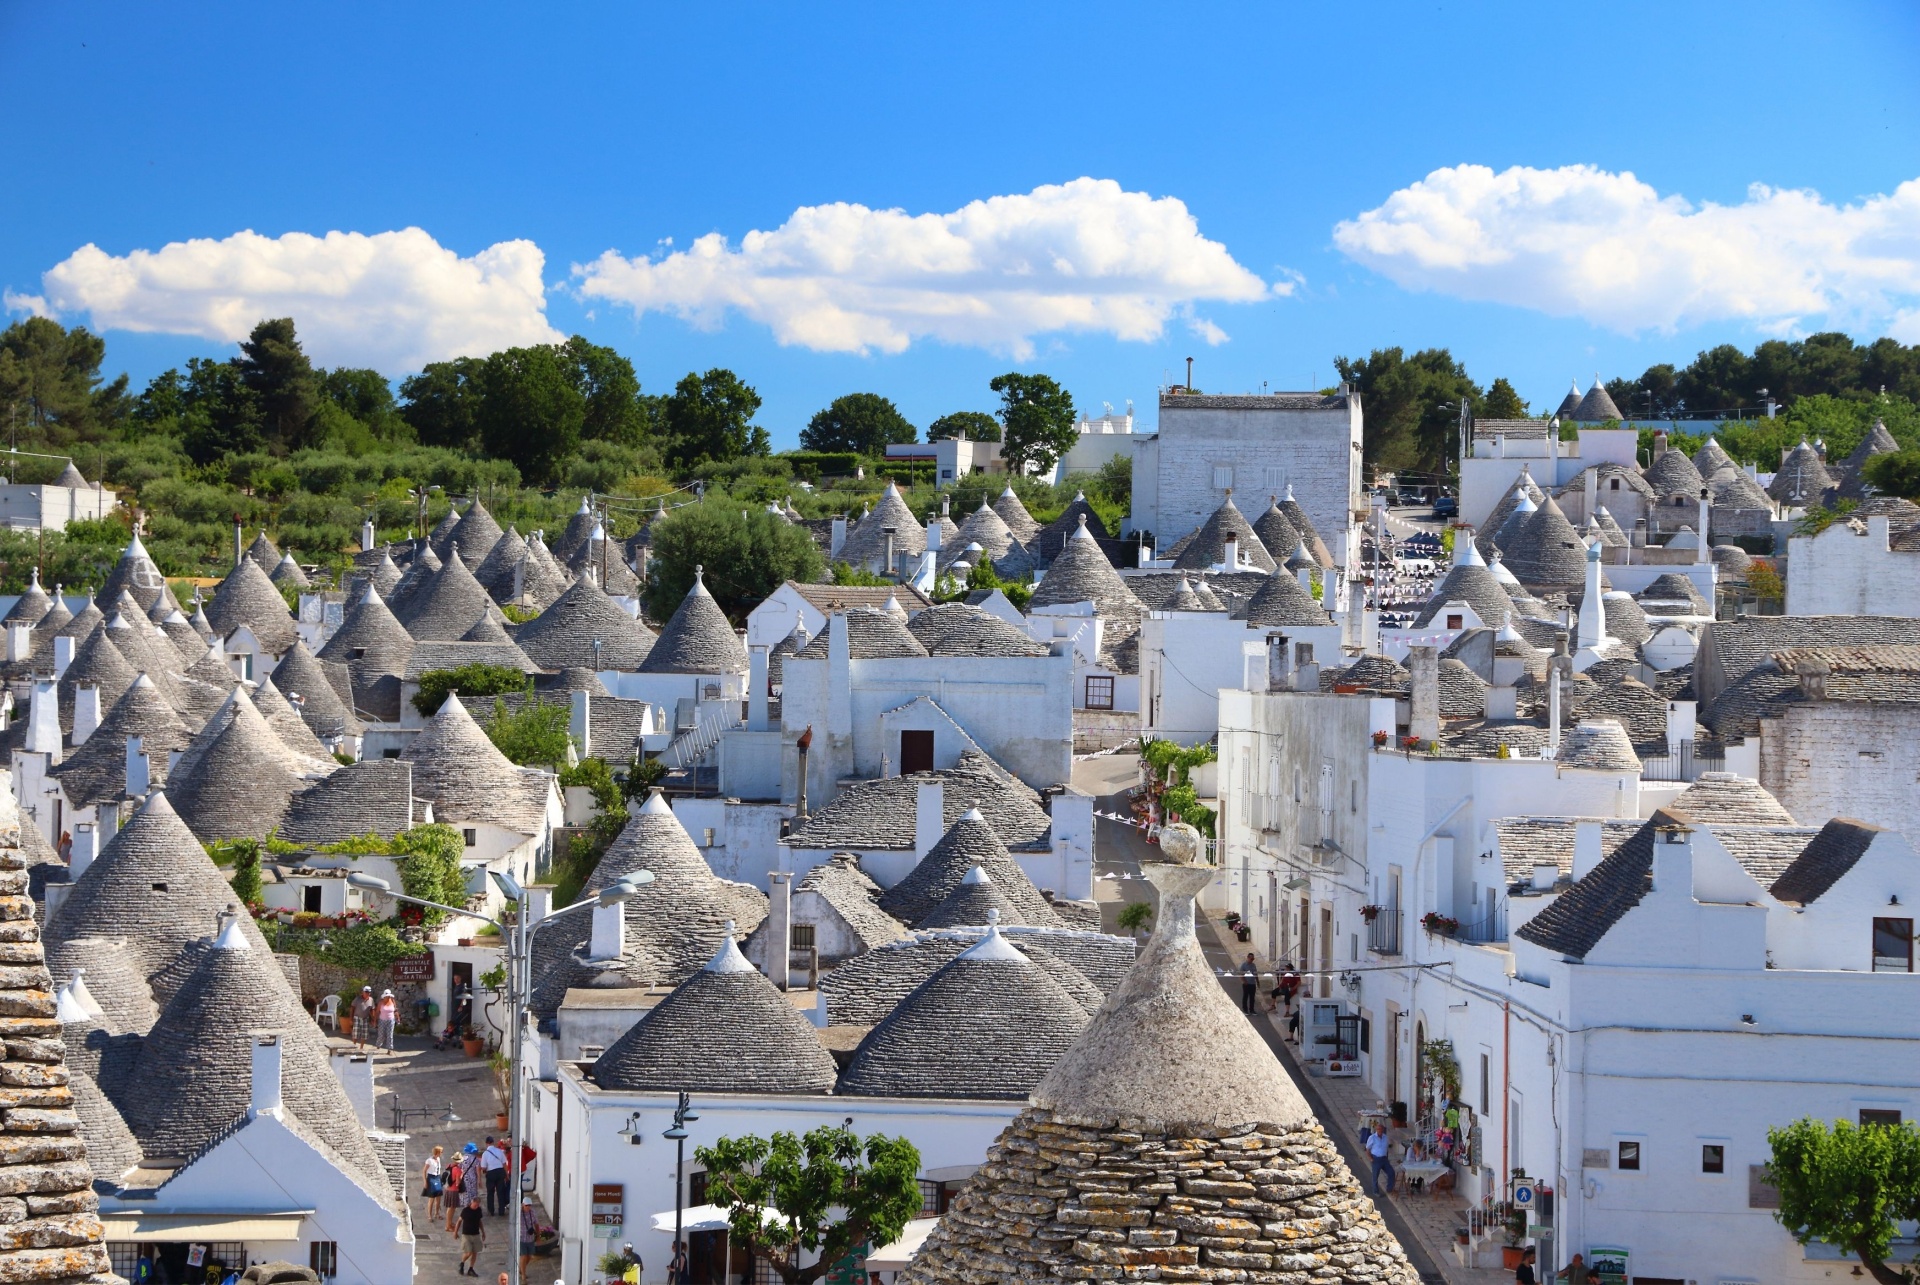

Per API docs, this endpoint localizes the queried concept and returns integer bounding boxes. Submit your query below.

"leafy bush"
[412,663,532,717]
[483,696,572,768]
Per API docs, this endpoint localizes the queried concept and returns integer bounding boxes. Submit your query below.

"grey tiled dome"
[1239,567,1332,628]
[47,936,159,1037]
[1278,486,1333,566]
[796,608,926,660]
[282,759,415,847]
[553,496,599,565]
[1473,471,1547,557]
[939,500,1025,576]
[516,578,657,671]
[167,693,315,841]
[1570,379,1622,421]
[991,486,1042,545]
[426,505,461,560]
[1694,436,1735,476]
[1029,519,1141,621]
[837,483,928,569]
[566,530,641,597]
[916,863,1025,929]
[399,693,550,835]
[395,542,495,641]
[591,932,836,1094]
[58,624,138,731]
[472,525,530,602]
[637,570,747,674]
[386,539,441,612]
[1555,719,1641,773]
[252,673,337,762]
[879,809,1063,927]
[447,497,506,565]
[1412,560,1515,630]
[95,532,170,614]
[1166,493,1277,573]
[316,585,416,721]
[836,922,1090,1100]
[269,552,310,590]
[205,555,298,655]
[243,530,282,575]
[49,674,190,809]
[1643,446,1706,497]
[272,639,361,740]
[3,569,52,627]
[1250,498,1301,561]
[1500,493,1588,589]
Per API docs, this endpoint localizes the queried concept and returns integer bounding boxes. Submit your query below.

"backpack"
[446,1160,463,1189]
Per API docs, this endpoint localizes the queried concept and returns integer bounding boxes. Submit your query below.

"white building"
[1050,404,1138,485]
[1783,513,1920,616]
[0,458,117,530]
[1128,389,1363,568]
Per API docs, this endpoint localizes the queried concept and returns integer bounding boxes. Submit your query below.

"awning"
[648,1204,787,1235]
[101,1214,308,1241]
[866,1218,939,1271]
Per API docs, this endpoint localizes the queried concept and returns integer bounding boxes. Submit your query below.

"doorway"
[1318,907,1332,997]
[448,961,473,1035]
[1385,1008,1402,1109]
[302,884,324,913]
[899,729,935,776]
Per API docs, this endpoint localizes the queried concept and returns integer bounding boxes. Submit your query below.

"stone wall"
[0,816,113,1283]
[1759,700,1920,845]
[1784,518,1920,617]
[903,1107,1419,1284]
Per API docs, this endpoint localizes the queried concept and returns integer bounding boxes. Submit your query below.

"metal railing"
[1639,741,1725,782]
[1366,910,1402,956]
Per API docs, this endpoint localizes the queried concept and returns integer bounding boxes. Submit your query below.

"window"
[688,1171,709,1204]
[151,882,168,893]
[899,729,935,775]
[1859,1109,1903,1128]
[790,924,816,951]
[1212,465,1234,490]
[702,828,716,847]
[1618,1141,1642,1171]
[1701,1144,1725,1174]
[1085,675,1114,710]
[1263,466,1287,493]
[1480,1054,1490,1115]
[1609,477,1621,490]
[309,1241,339,1278]
[917,1180,952,1215]
[1446,613,1464,629]
[382,747,401,759]
[1872,918,1913,972]
[461,828,477,848]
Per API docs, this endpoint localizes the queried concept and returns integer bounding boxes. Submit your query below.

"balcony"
[1366,909,1401,956]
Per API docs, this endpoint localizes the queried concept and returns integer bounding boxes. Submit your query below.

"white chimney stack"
[765,871,793,992]
[1572,819,1604,881]
[1222,534,1240,571]
[52,635,75,680]
[914,780,945,857]
[360,516,375,552]
[125,734,150,800]
[6,623,28,664]
[249,1032,285,1119]
[72,686,102,747]
[68,824,98,880]
[588,898,626,962]
[25,679,60,756]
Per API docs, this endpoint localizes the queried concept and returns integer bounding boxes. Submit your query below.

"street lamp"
[345,868,653,1285]
[663,1091,700,1274]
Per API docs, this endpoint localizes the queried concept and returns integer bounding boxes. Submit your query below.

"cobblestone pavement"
[1189,919,1509,1285]
[342,1033,559,1283]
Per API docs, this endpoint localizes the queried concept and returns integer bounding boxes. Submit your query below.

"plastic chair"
[314,994,340,1032]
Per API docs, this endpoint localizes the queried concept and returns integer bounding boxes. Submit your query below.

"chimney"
[747,646,769,731]
[249,1032,285,1119]
[1222,534,1239,571]
[125,734,150,800]
[1652,429,1668,459]
[830,516,847,559]
[794,725,812,819]
[68,823,98,880]
[53,635,75,680]
[765,871,793,991]
[588,898,625,962]
[1572,819,1604,881]
[72,686,101,747]
[523,885,552,929]
[1576,543,1607,651]
[1408,644,1439,743]
[233,517,244,567]
[1584,466,1598,522]
[1293,641,1319,692]
[1484,684,1517,721]
[927,510,942,554]
[360,516,375,552]
[1696,487,1711,565]
[883,526,897,579]
[1666,699,1697,755]
[914,779,945,857]
[25,679,60,756]
[569,688,591,756]
[512,557,526,604]
[6,622,28,664]
[1266,633,1291,691]
[331,1049,375,1129]
[1651,820,1694,895]
[1345,576,1366,649]
[1631,517,1647,549]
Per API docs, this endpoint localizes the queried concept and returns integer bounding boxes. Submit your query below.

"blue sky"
[4,1,1917,447]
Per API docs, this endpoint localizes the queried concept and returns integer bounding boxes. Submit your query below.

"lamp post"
[663,1091,700,1277]
[346,868,653,1285]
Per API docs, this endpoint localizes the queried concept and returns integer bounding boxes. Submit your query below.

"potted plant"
[1360,904,1384,923]
[1501,1207,1529,1267]
[461,1028,484,1058]
[1421,911,1459,936]
[1372,730,1390,749]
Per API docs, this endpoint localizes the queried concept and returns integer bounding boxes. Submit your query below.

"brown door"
[899,729,935,775]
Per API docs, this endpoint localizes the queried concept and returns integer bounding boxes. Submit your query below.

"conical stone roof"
[637,569,747,674]
[1554,380,1583,418]
[991,486,1042,545]
[837,919,1090,1099]
[1029,518,1142,621]
[1250,498,1301,561]
[205,555,298,655]
[122,920,388,1184]
[253,673,337,762]
[901,862,1415,1285]
[426,505,461,560]
[104,610,185,699]
[1412,560,1515,630]
[269,552,310,590]
[49,674,191,809]
[46,936,159,1037]
[167,692,312,840]
[520,532,572,607]
[1474,470,1547,557]
[387,539,441,611]
[1834,419,1900,499]
[160,612,206,662]
[529,792,768,993]
[3,568,52,627]
[44,791,279,987]
[59,624,138,729]
[1571,377,1623,421]
[1709,464,1774,511]
[96,532,169,613]
[1643,445,1705,498]
[395,542,495,641]
[448,497,505,565]
[1277,485,1333,566]
[472,525,530,602]
[879,808,1063,927]
[1239,566,1333,628]
[1167,493,1277,573]
[317,584,415,720]
[590,930,836,1093]
[915,863,1025,929]
[271,639,360,740]
[837,483,928,568]
[553,496,599,565]
[399,693,541,830]
[1694,436,1736,476]
[244,531,282,575]
[1501,493,1588,589]
[515,578,657,671]
[567,527,641,597]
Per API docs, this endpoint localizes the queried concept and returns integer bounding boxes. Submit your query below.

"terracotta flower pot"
[463,1037,484,1057]
[1502,1246,1525,1270]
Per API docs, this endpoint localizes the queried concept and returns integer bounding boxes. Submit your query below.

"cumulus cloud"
[574,178,1270,357]
[1333,164,1920,335]
[33,228,562,372]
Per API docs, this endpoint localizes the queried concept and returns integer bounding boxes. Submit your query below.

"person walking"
[444,1153,465,1233]
[350,985,375,1050]
[461,1140,484,1213]
[1515,1246,1538,1285]
[1239,953,1258,1014]
[481,1135,509,1214]
[422,1145,445,1221]
[1366,1122,1396,1196]
[668,1238,689,1284]
[518,1195,540,1280]
[375,989,398,1052]
[457,1196,486,1276]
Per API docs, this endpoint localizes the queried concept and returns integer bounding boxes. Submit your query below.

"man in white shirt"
[1365,1123,1396,1196]
[479,1137,509,1215]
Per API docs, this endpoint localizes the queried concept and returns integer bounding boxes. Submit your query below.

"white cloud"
[1333,164,1920,335]
[34,228,562,372]
[574,178,1268,357]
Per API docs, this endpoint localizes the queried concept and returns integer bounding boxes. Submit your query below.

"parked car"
[1433,495,1459,518]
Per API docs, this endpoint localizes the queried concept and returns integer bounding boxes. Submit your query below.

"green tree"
[179,357,265,465]
[663,368,765,468]
[1766,1117,1920,1285]
[234,318,320,452]
[0,317,126,445]
[926,410,1000,443]
[483,697,573,768]
[1864,451,1920,501]
[476,344,586,485]
[399,356,485,450]
[800,393,916,455]
[1089,453,1132,508]
[564,335,655,447]
[646,502,823,620]
[412,663,532,717]
[1115,900,1152,933]
[695,1125,922,1285]
[1333,347,1479,474]
[390,824,468,924]
[1482,378,1529,420]
[990,371,1076,474]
